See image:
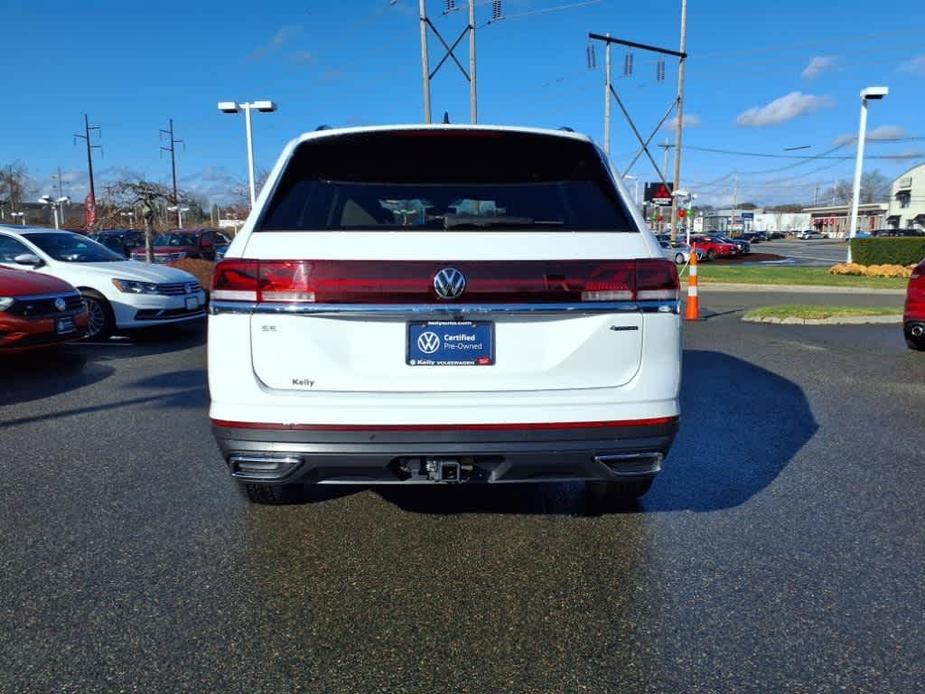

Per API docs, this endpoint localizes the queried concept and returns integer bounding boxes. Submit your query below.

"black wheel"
[237,481,305,505]
[81,290,115,340]
[707,249,717,261]
[906,328,925,351]
[675,252,685,265]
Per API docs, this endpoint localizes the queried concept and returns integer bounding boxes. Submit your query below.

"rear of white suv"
[208,125,681,503]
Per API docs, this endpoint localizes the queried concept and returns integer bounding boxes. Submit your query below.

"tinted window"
[259,130,636,232]
[0,235,31,262]
[23,232,123,262]
[153,233,197,246]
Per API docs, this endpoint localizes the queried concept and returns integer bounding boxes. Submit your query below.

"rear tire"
[906,334,925,351]
[237,481,304,505]
[707,249,717,261]
[81,290,115,340]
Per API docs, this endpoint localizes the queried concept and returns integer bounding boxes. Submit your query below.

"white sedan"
[0,226,206,339]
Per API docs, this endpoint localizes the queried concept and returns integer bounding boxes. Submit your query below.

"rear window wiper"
[442,214,564,230]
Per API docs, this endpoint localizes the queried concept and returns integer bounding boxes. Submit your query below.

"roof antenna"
[442,111,450,124]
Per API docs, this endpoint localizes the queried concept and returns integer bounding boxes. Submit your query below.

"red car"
[689,235,738,260]
[130,229,229,264]
[0,267,88,354]
[904,259,925,351]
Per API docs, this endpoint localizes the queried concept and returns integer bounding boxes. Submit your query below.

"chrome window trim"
[210,300,679,316]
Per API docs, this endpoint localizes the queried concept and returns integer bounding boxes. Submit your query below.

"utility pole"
[468,0,478,123]
[418,0,481,125]
[160,119,183,226]
[731,172,738,234]
[419,0,432,123]
[669,0,689,242]
[603,33,612,155]
[74,114,101,227]
[659,140,672,180]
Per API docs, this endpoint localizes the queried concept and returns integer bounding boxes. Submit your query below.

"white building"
[752,212,810,233]
[887,162,925,230]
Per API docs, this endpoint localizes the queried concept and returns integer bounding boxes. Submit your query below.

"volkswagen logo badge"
[54,297,67,312]
[433,267,466,300]
[416,331,441,354]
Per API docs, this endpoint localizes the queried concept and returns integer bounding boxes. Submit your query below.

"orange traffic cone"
[684,250,700,321]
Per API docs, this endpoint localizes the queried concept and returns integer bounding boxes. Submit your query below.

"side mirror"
[13,253,43,267]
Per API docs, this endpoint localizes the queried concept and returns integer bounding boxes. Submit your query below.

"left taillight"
[212,259,259,301]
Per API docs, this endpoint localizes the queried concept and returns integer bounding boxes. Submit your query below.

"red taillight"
[212,260,259,301]
[211,259,679,304]
[912,263,924,280]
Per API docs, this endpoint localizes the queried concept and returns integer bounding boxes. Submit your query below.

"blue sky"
[3,0,923,207]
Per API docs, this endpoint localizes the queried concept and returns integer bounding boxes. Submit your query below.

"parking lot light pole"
[217,100,277,208]
[11,211,25,225]
[167,205,191,229]
[847,86,888,263]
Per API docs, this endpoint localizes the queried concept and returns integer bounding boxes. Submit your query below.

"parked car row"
[0,225,206,345]
[88,228,232,261]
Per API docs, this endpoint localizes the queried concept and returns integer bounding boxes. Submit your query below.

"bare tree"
[832,170,891,205]
[0,161,31,221]
[104,180,176,262]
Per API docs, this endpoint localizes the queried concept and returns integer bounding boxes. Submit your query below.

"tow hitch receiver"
[425,458,462,483]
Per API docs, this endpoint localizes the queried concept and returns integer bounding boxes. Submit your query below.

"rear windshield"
[258,130,637,232]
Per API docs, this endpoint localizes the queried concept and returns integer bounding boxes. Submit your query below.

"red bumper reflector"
[210,416,679,431]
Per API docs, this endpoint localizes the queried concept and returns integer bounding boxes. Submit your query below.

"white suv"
[208,125,681,504]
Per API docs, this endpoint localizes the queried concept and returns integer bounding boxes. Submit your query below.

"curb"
[742,314,902,325]
[680,282,906,295]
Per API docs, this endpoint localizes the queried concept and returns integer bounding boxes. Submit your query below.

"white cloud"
[289,50,314,65]
[898,55,925,75]
[736,92,834,127]
[833,124,908,146]
[662,114,701,131]
[249,25,302,61]
[801,56,838,80]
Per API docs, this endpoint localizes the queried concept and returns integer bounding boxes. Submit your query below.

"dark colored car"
[874,228,925,237]
[0,266,88,353]
[904,260,925,351]
[714,233,750,254]
[90,229,145,258]
[130,229,230,263]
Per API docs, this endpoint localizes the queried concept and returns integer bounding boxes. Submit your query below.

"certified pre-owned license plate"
[407,321,494,366]
[56,316,76,334]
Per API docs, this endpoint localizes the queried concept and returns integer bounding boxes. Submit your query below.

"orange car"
[0,266,89,353]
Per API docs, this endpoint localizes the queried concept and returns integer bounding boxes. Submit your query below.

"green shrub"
[850,238,925,266]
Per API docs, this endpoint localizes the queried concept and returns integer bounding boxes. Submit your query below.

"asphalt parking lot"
[2,296,924,692]
[746,238,848,266]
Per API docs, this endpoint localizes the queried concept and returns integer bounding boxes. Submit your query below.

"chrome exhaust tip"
[229,454,302,480]
[912,325,924,338]
[593,452,664,477]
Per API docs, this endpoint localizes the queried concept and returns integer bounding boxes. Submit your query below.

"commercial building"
[886,163,925,230]
[803,203,888,238]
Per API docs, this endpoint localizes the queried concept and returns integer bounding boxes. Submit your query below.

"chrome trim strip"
[210,300,679,316]
[7,291,81,302]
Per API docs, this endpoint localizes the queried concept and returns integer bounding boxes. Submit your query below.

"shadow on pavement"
[377,349,818,516]
[0,349,113,407]
[0,324,205,409]
[77,322,206,359]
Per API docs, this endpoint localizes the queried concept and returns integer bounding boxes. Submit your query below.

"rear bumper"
[211,417,679,485]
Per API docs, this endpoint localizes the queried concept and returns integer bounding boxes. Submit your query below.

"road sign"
[741,212,754,220]
[644,182,674,206]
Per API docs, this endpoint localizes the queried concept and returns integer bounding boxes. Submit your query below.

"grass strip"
[744,304,903,321]
[681,265,907,289]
